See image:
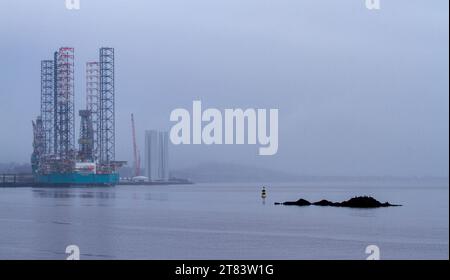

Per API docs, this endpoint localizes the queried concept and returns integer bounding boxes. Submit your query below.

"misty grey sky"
[0,0,448,177]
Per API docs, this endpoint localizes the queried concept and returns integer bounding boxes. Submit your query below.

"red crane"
[131,113,141,177]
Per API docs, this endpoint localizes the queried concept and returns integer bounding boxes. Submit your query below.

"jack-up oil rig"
[31,47,125,186]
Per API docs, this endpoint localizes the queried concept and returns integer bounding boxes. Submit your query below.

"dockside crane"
[131,113,141,177]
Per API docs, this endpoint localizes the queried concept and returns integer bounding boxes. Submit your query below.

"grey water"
[0,179,448,260]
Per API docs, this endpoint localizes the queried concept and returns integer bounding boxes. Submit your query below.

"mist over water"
[0,0,448,262]
[0,0,448,177]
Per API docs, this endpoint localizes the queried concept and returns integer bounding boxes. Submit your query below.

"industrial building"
[144,130,169,181]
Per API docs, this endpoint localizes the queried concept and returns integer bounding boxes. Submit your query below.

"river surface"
[0,179,448,259]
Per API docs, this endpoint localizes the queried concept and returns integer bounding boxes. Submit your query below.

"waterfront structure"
[159,131,169,181]
[145,130,169,181]
[32,47,124,186]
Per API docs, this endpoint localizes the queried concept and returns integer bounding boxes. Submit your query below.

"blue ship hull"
[35,173,119,186]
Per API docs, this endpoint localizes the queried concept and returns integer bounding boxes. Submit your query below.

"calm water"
[0,179,448,260]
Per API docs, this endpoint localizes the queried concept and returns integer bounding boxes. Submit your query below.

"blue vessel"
[35,173,119,186]
[32,160,122,186]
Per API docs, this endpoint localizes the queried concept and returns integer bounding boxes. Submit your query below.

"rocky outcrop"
[275,196,401,208]
[312,199,336,206]
[275,198,311,206]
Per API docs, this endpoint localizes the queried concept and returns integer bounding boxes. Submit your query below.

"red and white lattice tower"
[86,61,100,161]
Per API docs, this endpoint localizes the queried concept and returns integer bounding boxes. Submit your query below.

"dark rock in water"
[278,198,311,206]
[338,196,400,208]
[312,199,336,206]
[275,196,401,208]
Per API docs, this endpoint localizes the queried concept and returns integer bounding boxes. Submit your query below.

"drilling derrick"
[31,117,45,174]
[32,47,124,186]
[55,47,75,159]
[86,62,100,161]
[78,110,94,162]
[40,60,54,155]
[99,47,115,165]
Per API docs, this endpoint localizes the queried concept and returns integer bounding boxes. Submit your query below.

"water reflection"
[145,192,168,201]
[32,188,116,200]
